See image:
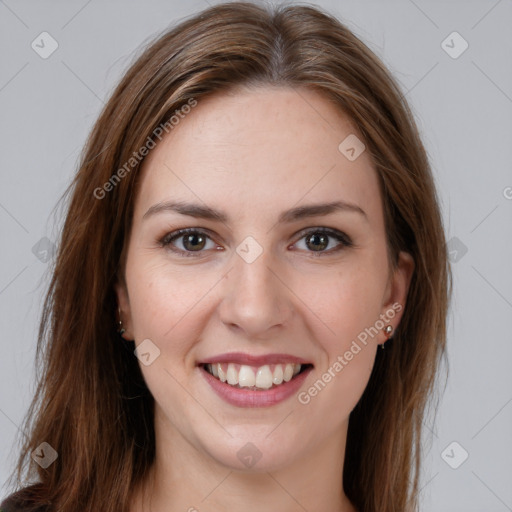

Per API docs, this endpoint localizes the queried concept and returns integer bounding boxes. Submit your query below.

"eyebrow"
[142,199,368,223]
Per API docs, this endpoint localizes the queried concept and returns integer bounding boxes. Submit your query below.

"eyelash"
[158,227,353,258]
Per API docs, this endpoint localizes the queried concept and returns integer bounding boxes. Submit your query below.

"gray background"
[1,0,511,510]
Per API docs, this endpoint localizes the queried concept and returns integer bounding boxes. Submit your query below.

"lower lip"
[200,365,313,408]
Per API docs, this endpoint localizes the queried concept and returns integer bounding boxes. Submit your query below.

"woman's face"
[116,85,413,472]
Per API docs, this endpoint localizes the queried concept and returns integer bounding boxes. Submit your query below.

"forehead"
[133,86,382,224]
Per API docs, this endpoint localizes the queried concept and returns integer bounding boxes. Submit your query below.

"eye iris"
[306,232,328,251]
[183,233,206,251]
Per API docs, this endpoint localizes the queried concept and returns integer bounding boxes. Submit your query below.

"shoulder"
[0,484,49,512]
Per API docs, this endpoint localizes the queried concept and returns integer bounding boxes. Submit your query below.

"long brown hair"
[5,2,451,511]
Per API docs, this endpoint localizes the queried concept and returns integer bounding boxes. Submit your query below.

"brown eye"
[293,228,353,255]
[182,232,207,251]
[305,232,329,251]
[160,228,217,257]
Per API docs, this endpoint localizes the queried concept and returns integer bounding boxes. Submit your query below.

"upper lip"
[198,352,312,366]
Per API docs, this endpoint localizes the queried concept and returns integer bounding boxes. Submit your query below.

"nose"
[218,248,294,339]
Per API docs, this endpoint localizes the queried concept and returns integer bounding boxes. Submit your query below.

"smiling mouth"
[200,362,313,391]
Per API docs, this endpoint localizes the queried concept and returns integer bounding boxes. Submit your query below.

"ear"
[379,250,414,344]
[114,277,134,341]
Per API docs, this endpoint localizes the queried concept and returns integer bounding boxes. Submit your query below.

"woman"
[1,2,451,511]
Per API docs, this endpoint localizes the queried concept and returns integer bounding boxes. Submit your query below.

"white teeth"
[226,363,238,385]
[218,364,227,383]
[272,364,284,385]
[283,363,294,382]
[238,365,256,387]
[255,365,273,389]
[206,362,305,389]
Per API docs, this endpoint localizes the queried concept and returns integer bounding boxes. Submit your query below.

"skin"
[115,85,414,512]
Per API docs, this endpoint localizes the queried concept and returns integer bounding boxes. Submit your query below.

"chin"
[206,439,300,473]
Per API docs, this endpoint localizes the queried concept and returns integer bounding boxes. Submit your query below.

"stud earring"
[381,325,393,349]
[117,307,126,336]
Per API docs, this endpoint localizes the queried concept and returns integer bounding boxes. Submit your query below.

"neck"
[131,406,358,512]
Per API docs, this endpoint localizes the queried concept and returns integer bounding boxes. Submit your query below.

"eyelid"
[160,227,218,245]
[292,226,353,247]
[159,226,353,257]
[159,227,222,257]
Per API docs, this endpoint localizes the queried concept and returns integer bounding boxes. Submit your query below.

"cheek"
[297,269,380,418]
[126,256,215,340]
[125,259,210,416]
[295,258,387,346]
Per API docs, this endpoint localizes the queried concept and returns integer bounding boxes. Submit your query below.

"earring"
[381,325,393,349]
[117,307,126,336]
